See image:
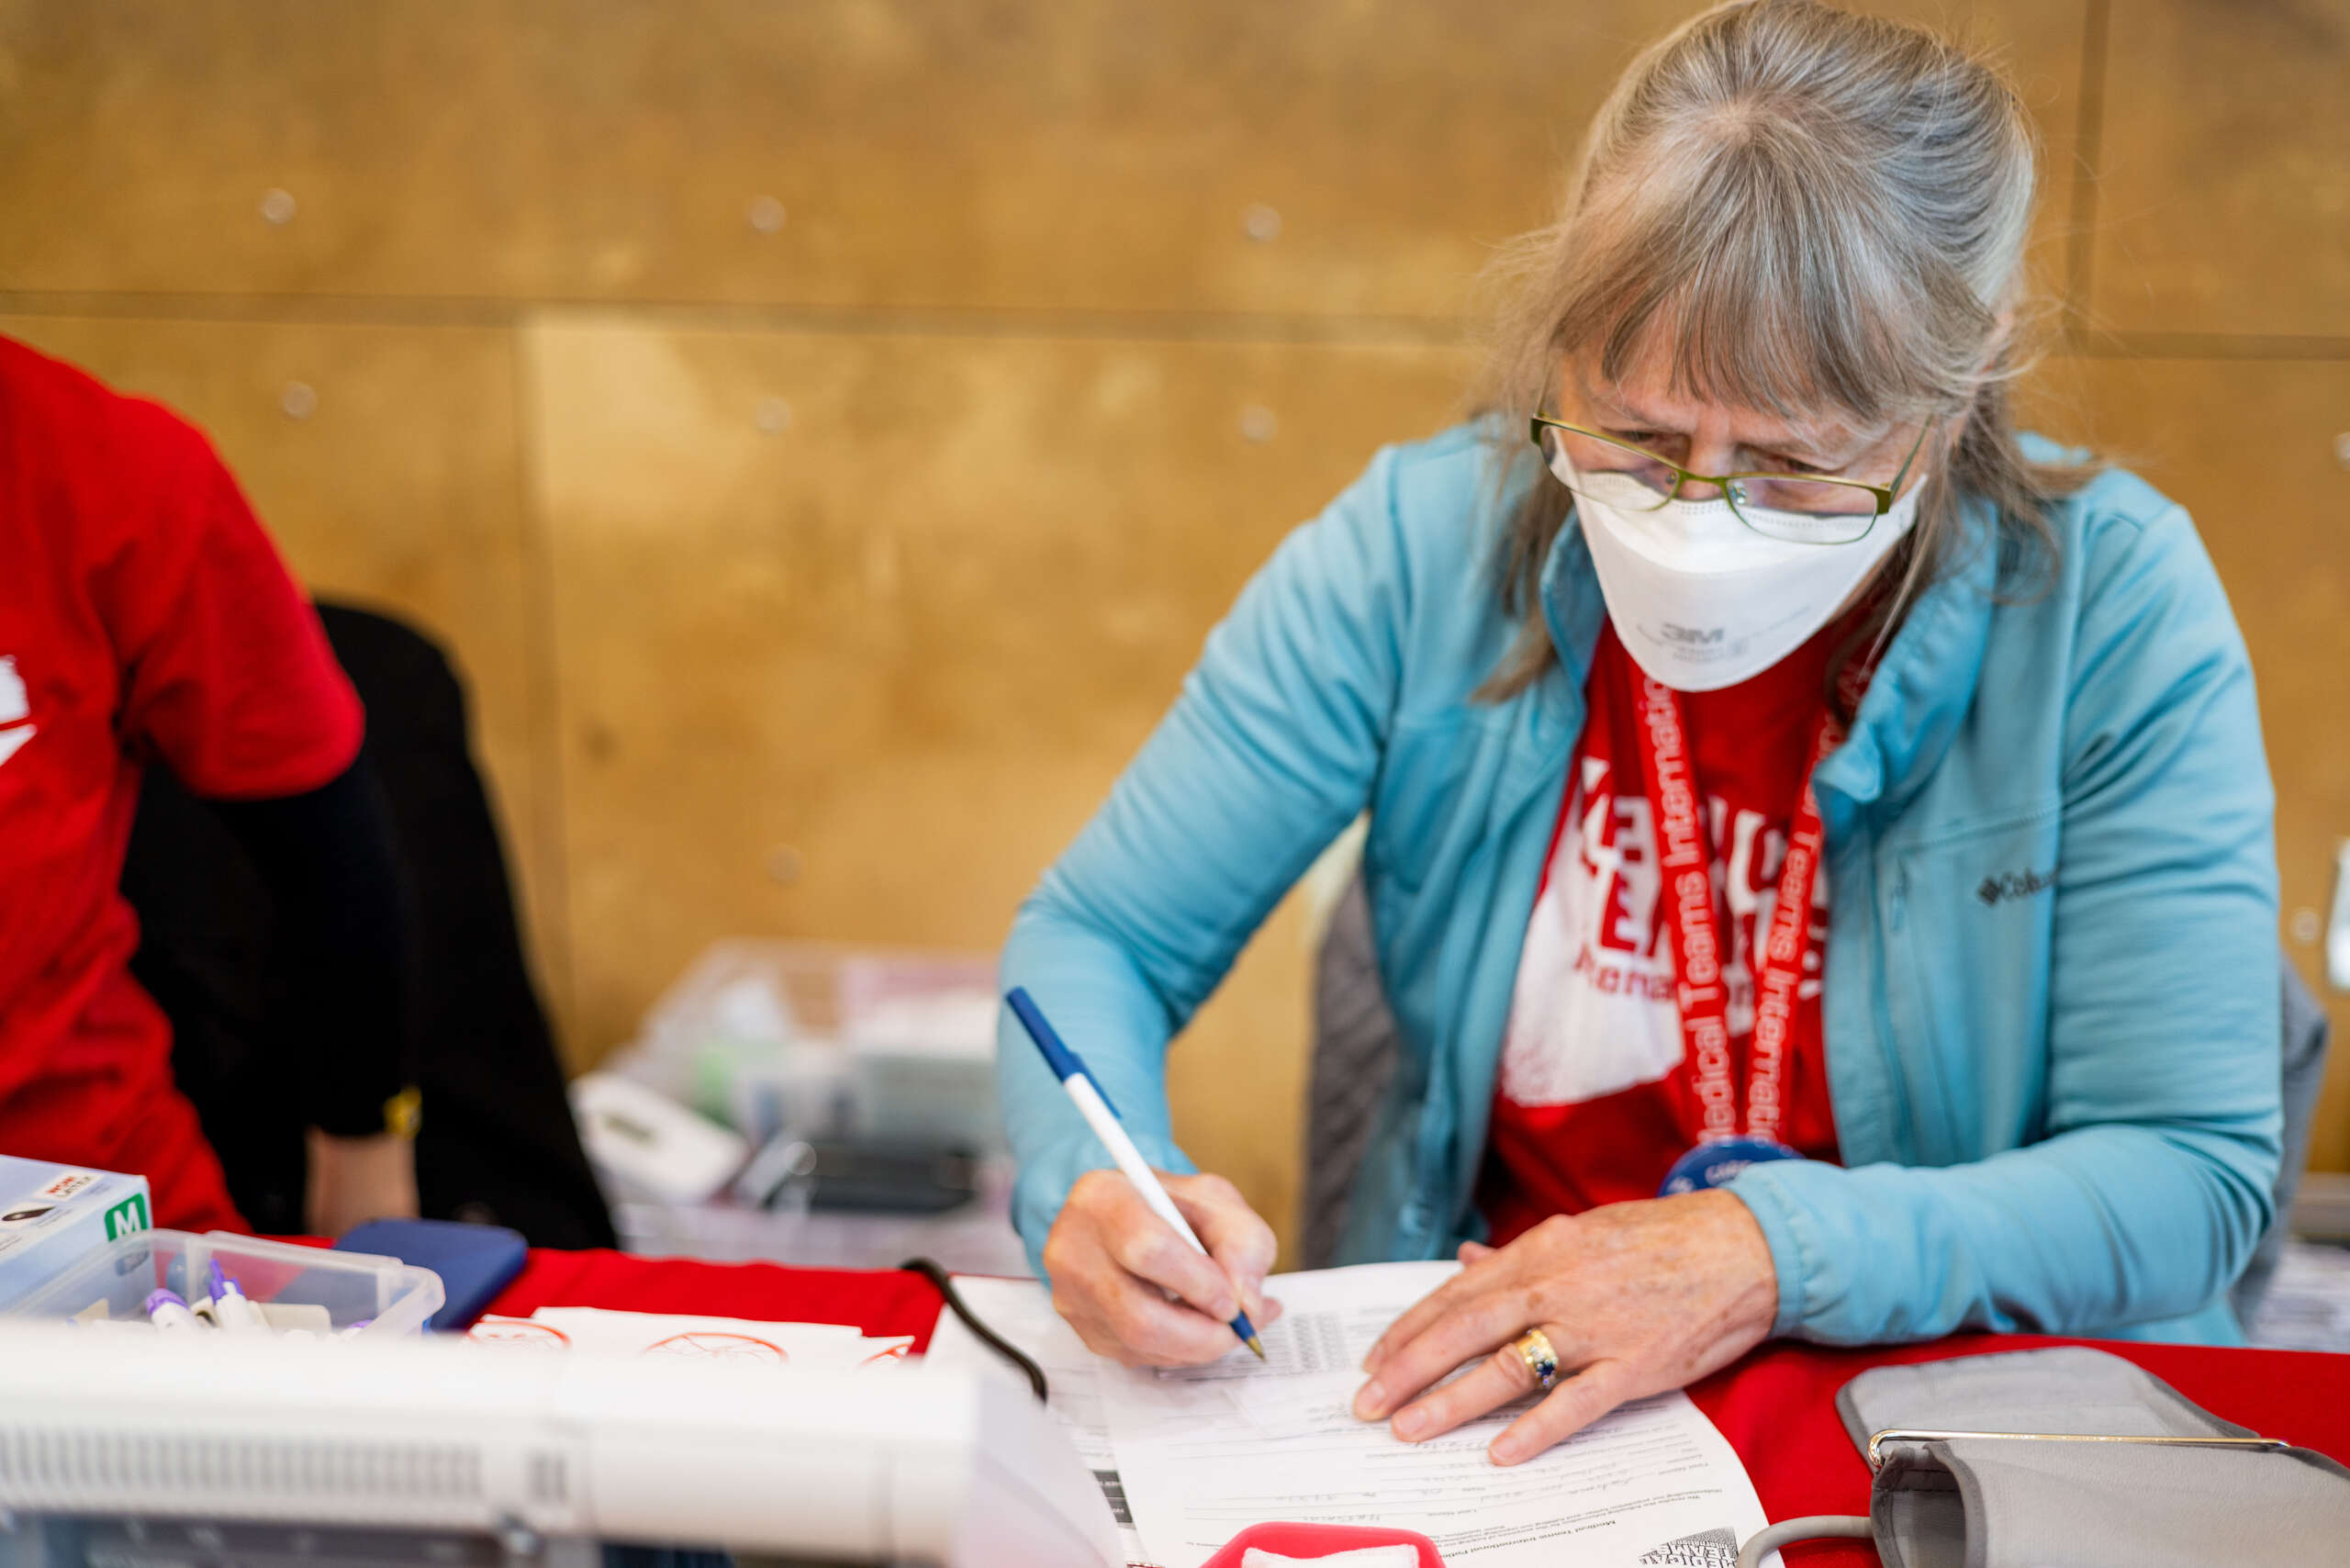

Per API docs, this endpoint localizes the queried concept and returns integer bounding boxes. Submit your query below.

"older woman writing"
[996,0,2278,1466]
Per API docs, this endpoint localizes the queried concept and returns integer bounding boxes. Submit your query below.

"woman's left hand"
[1349,1191,1779,1465]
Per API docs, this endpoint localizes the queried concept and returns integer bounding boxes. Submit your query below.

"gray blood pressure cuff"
[1833,1347,2350,1567]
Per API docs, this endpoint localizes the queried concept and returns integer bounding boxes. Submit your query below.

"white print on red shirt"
[1498,754,1828,1108]
[0,656,33,770]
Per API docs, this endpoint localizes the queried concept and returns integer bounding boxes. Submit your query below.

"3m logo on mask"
[1659,622,1725,646]
[0,656,33,770]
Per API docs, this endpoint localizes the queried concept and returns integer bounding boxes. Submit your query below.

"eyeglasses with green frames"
[1528,413,1930,545]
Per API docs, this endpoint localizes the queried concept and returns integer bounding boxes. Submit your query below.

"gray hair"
[1475,0,2083,700]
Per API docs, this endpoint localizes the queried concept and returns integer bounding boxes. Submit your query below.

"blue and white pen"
[1005,986,1266,1361]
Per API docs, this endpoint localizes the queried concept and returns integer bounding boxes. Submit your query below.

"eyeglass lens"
[1540,423,1879,541]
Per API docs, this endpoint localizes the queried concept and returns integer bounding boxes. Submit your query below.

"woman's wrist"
[1686,1188,1782,1343]
[1716,1176,1807,1340]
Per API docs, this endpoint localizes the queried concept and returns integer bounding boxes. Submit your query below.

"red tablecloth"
[485,1247,954,1350]
[485,1251,2350,1567]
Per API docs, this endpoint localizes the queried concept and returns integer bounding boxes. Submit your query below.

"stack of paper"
[467,1306,912,1367]
[924,1262,1770,1568]
[923,1274,1157,1564]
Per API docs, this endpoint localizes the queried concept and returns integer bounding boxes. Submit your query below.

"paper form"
[1105,1261,1773,1568]
[919,1275,1159,1568]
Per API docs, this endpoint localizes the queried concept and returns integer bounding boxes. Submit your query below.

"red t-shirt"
[1479,622,1844,1245]
[0,338,364,1230]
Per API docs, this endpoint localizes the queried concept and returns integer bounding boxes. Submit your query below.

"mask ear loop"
[1852,414,1956,680]
[1737,1515,1873,1568]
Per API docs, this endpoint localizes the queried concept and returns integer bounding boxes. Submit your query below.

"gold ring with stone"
[1513,1327,1560,1391]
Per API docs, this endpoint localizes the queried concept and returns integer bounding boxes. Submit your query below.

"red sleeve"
[85,400,363,800]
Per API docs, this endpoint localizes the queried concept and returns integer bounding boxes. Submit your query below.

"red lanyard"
[1627,673,1843,1147]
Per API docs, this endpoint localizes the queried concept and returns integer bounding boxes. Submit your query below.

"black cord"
[901,1257,1049,1404]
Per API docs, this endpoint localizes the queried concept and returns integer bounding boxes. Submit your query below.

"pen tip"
[1246,1336,1266,1361]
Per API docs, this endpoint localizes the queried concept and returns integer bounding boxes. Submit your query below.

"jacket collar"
[1810,497,1999,824]
[1532,512,1606,733]
[1536,495,2000,828]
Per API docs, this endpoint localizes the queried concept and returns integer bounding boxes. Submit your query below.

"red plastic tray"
[1199,1522,1444,1567]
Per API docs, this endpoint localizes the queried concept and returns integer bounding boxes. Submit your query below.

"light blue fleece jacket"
[997,420,2281,1347]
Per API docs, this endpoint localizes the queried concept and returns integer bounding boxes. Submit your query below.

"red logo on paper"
[645,1332,787,1363]
[467,1317,572,1350]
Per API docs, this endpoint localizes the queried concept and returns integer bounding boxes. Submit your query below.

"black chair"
[123,601,614,1248]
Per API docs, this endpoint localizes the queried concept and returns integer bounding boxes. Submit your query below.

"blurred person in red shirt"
[0,336,416,1235]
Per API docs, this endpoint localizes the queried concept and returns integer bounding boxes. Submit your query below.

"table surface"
[484,1249,2350,1567]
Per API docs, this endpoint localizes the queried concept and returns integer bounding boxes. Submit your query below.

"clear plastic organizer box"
[2,1230,444,1336]
[618,939,1002,1148]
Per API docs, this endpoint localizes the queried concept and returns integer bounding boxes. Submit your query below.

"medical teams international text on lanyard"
[1630,655,1865,1197]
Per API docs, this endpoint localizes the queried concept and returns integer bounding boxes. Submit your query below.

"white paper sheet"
[919,1275,1159,1567]
[1105,1261,1772,1568]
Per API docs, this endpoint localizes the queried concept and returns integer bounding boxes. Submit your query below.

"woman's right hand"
[1042,1168,1284,1366]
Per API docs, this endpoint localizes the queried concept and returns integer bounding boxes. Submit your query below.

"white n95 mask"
[1558,450,1923,692]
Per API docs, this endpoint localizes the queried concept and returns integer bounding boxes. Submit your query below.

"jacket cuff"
[1726,1174,1816,1339]
[306,1081,420,1140]
[1011,1130,1197,1284]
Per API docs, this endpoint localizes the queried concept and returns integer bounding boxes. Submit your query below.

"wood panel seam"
[2,293,2346,364]
[509,319,578,1049]
[0,292,1475,349]
[2060,0,2111,350]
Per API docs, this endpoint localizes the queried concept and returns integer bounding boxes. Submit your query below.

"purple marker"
[207,1259,266,1333]
[145,1289,203,1332]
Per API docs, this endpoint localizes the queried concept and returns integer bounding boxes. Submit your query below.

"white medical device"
[0,1322,1118,1568]
[570,1070,749,1205]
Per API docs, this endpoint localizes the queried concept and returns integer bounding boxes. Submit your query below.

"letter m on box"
[104,1193,150,1240]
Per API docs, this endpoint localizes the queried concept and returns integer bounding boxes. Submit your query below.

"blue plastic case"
[333,1218,527,1331]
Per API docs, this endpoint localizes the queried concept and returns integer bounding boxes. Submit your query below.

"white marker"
[207,1260,267,1333]
[145,1289,204,1333]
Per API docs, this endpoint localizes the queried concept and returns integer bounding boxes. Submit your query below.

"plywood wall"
[3,0,2342,1251]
